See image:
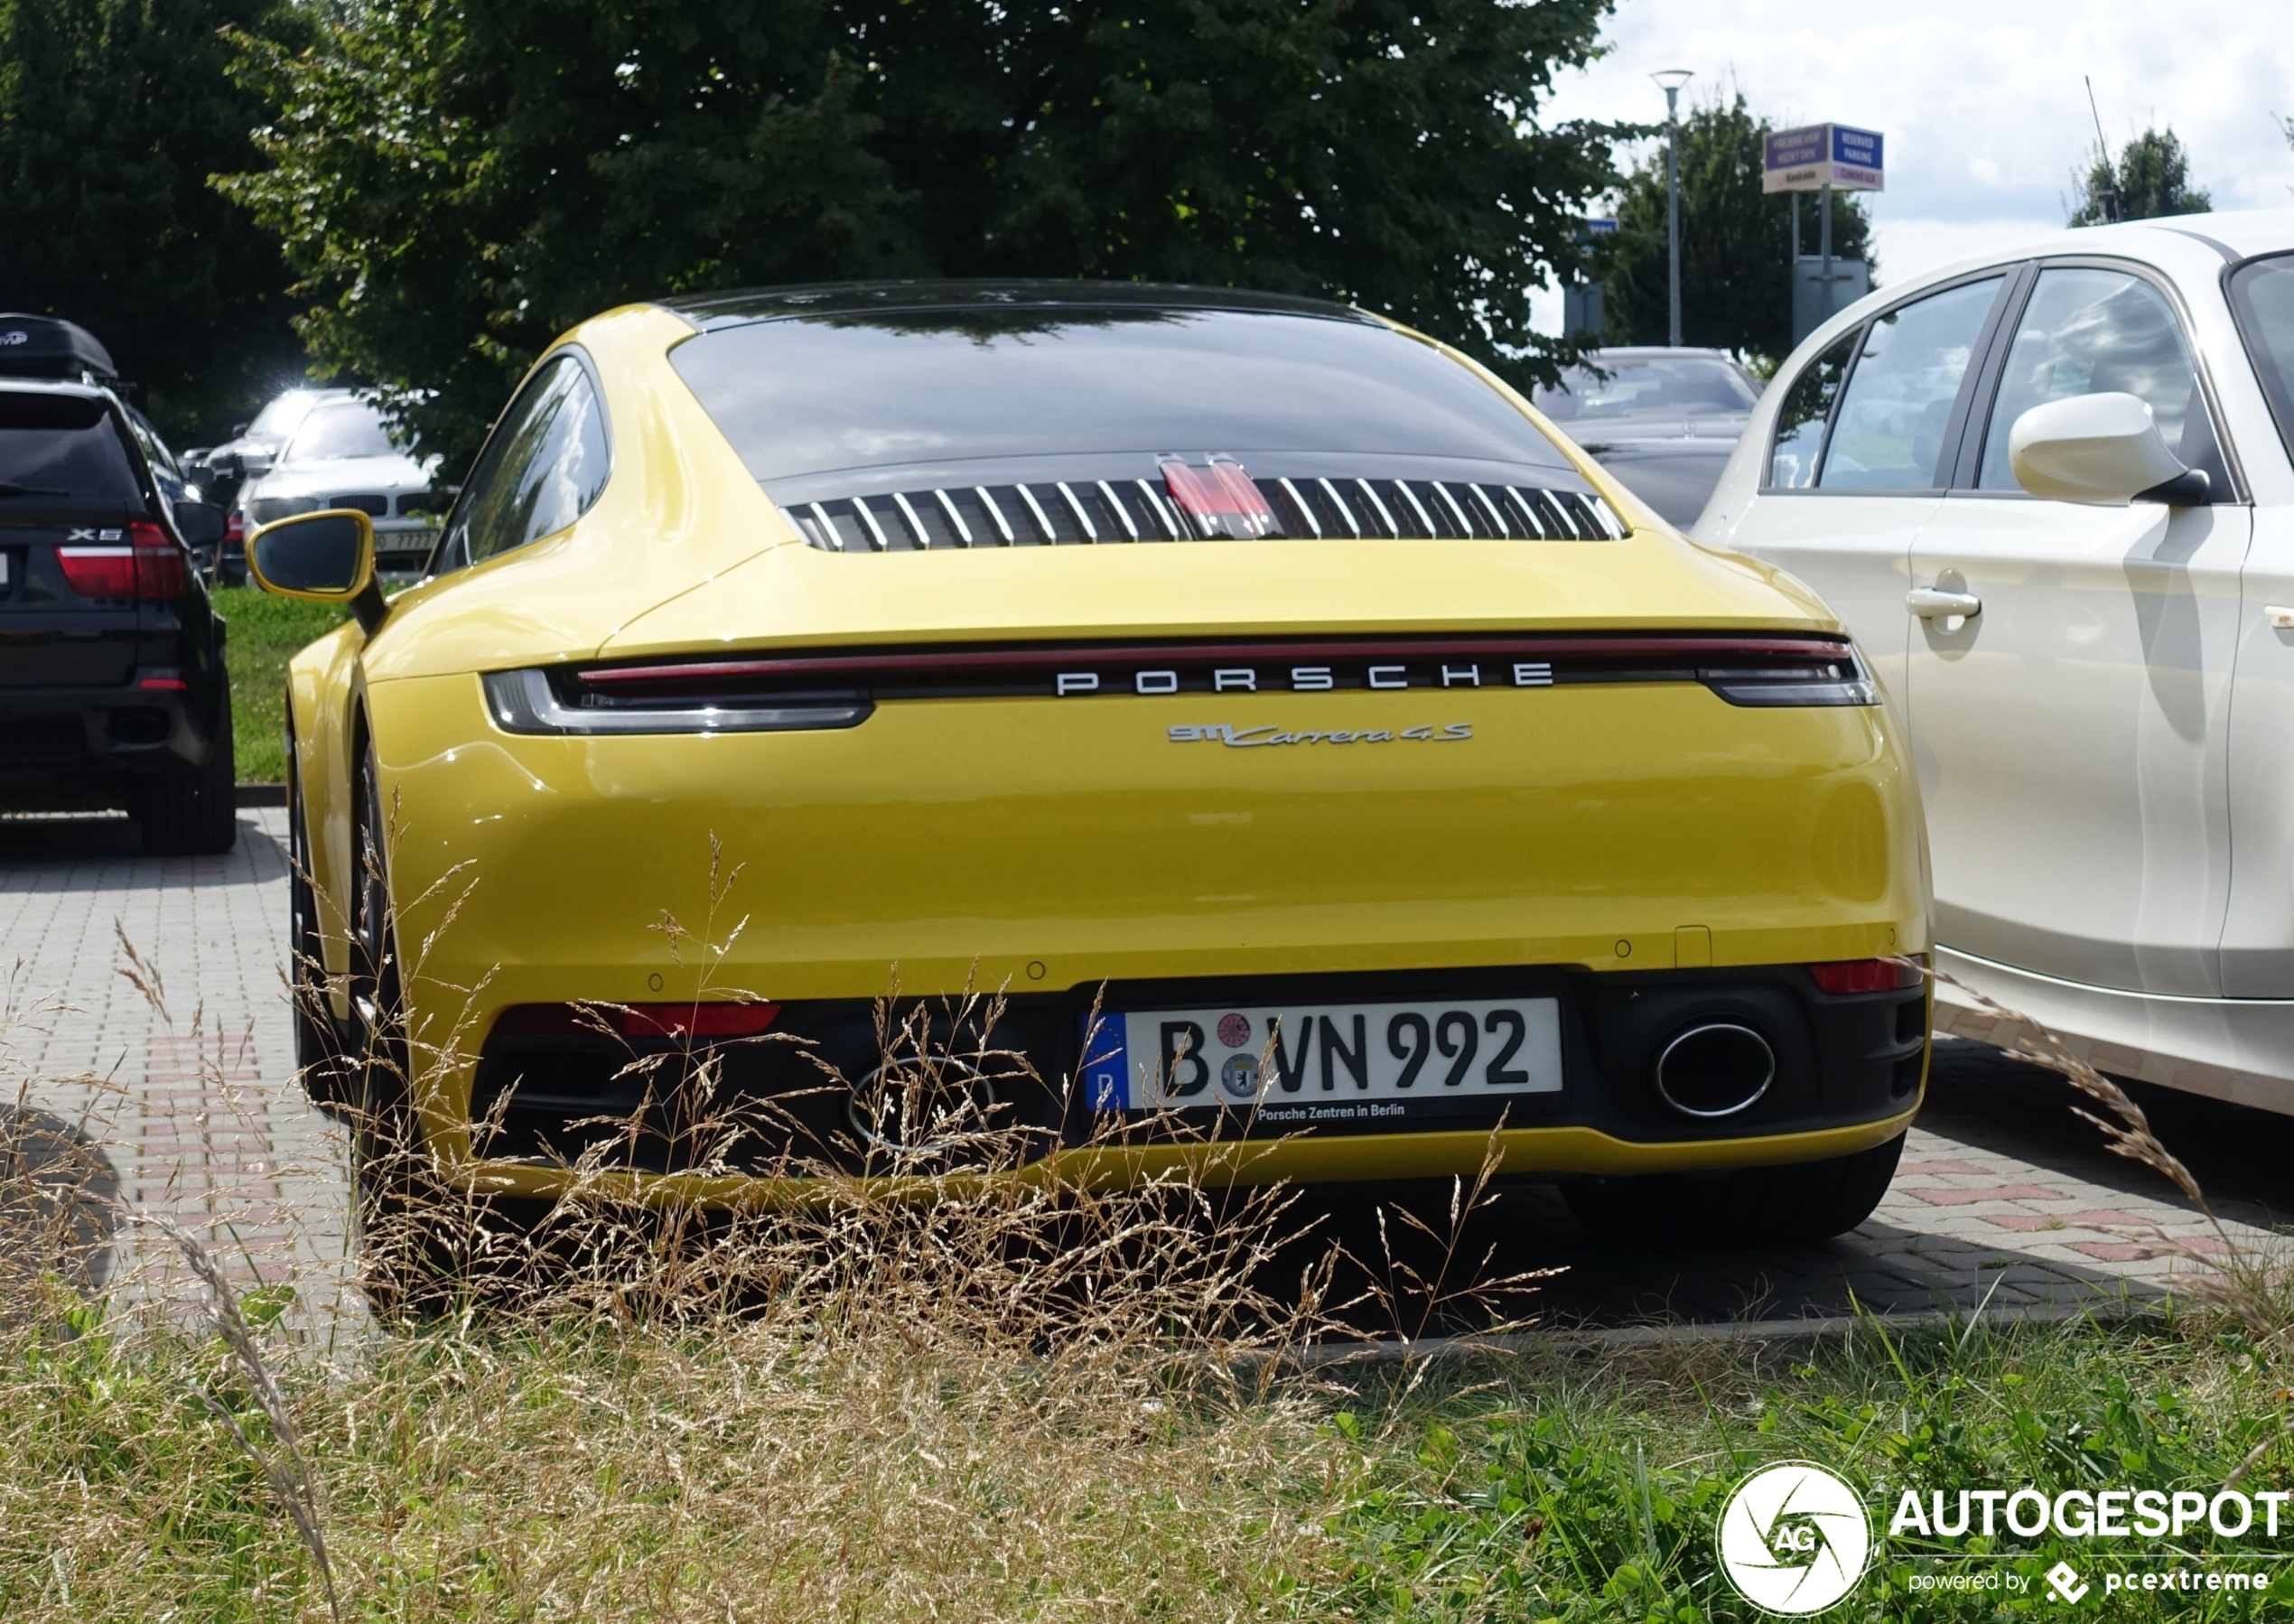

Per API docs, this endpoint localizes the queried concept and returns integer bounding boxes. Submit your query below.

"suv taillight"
[131,519,185,600]
[57,520,186,600]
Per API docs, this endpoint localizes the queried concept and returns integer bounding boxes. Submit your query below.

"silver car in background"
[1532,347,1760,527]
[234,390,441,574]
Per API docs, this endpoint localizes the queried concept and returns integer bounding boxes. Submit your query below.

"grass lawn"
[211,586,351,783]
[5,1280,2288,1619]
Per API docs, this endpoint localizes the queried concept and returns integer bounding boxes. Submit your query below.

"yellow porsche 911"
[252,282,1929,1246]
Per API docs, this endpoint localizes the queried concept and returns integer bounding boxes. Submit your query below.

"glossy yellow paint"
[281,296,1933,1199]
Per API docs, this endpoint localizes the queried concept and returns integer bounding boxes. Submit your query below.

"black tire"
[288,748,353,1114]
[1562,1133,1905,1248]
[136,687,238,855]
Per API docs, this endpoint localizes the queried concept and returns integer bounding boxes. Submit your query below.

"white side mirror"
[2007,391,2198,506]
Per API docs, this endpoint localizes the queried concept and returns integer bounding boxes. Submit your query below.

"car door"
[2222,252,2294,999]
[1907,262,2252,995]
[1734,274,2010,717]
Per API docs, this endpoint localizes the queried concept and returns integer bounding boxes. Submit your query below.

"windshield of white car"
[0,392,141,502]
[669,306,1580,497]
[246,391,322,440]
[282,402,399,462]
[1531,358,1757,422]
[2231,254,2294,462]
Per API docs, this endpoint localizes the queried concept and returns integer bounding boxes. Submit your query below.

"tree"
[2070,126,2210,226]
[223,0,1627,466]
[0,0,303,443]
[1596,92,1871,361]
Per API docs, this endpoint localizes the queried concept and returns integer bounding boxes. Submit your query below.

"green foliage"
[210,585,349,782]
[222,0,1627,469]
[2072,127,2212,227]
[1329,1320,2293,1620]
[0,0,306,444]
[1599,93,1871,362]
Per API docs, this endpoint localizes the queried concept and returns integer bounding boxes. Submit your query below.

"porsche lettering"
[1052,659,1553,695]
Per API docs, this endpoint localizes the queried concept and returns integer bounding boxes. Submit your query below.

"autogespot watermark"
[1711,1467,2289,1613]
[1717,1461,1873,1614]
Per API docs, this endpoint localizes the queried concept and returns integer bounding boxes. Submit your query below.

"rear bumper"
[0,678,218,796]
[446,1109,1922,1210]
[430,961,1929,1202]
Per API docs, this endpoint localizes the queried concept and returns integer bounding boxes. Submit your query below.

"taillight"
[131,519,185,600]
[493,1001,782,1039]
[56,546,138,598]
[1161,457,1280,539]
[1810,957,1926,994]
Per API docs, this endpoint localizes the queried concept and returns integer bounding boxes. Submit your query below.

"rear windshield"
[2231,254,2294,462]
[1532,357,1758,421]
[669,306,1576,506]
[0,391,140,503]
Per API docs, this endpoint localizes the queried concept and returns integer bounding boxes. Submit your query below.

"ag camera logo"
[1718,1461,1872,1614]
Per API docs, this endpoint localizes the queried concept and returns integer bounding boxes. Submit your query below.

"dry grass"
[0,830,1399,1619]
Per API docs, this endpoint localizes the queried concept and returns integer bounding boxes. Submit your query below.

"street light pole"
[1651,70,1694,349]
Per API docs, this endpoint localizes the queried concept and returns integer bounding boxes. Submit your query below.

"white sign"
[1763,124,1885,193]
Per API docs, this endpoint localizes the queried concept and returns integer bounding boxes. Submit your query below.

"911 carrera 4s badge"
[1168,723,1472,745]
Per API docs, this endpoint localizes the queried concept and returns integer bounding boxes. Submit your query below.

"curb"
[234,783,287,807]
[1283,1295,2165,1367]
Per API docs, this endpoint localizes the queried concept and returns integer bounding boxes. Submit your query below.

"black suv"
[0,315,235,853]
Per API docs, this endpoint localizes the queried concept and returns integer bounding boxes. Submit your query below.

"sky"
[1527,0,2294,334]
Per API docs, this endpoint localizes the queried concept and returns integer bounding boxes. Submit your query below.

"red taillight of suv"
[56,520,184,600]
[1809,957,1926,994]
[131,519,186,599]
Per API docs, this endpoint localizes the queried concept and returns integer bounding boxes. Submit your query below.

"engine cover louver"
[788,475,1625,552]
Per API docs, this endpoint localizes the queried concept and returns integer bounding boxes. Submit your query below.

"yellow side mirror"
[247,509,376,599]
[247,509,389,632]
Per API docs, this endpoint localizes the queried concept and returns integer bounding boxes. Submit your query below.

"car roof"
[0,378,111,405]
[659,279,1381,331]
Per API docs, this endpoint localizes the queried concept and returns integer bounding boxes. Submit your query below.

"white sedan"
[1698,210,2294,1114]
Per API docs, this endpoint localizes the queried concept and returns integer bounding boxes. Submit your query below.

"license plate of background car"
[1084,997,1562,1115]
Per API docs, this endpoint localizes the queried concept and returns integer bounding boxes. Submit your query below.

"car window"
[1977,267,2227,492]
[2228,253,2294,463]
[247,391,319,440]
[283,401,398,462]
[1815,278,2001,490]
[0,392,141,502]
[1767,331,1859,489]
[1532,357,1757,422]
[448,355,611,567]
[671,307,1578,495]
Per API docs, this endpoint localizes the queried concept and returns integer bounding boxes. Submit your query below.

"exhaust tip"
[1654,1022,1775,1118]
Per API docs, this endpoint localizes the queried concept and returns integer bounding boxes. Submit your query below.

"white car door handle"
[1907,588,1982,619]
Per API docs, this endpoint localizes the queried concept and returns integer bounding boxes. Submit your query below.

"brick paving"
[0,807,355,1330]
[3,807,2285,1336]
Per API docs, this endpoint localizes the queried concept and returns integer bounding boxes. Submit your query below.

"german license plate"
[1084,996,1562,1119]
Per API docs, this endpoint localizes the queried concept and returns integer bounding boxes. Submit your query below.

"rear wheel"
[135,688,237,855]
[1562,1133,1905,1248]
[341,736,539,1315]
[287,747,352,1113]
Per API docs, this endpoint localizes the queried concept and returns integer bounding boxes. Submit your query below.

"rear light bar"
[492,1001,781,1039]
[483,667,872,736]
[484,633,1881,733]
[1809,957,1926,994]
[56,518,185,601]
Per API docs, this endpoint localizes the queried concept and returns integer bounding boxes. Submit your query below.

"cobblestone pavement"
[4,807,2281,1337]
